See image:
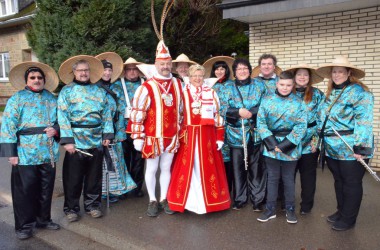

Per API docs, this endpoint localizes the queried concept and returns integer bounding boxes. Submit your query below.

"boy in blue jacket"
[257,71,307,224]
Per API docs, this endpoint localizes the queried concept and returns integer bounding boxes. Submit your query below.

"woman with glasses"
[224,58,267,211]
[167,64,230,214]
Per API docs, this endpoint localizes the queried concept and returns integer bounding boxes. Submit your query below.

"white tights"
[145,152,174,202]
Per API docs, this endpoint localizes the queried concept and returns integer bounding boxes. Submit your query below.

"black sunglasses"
[29,76,44,80]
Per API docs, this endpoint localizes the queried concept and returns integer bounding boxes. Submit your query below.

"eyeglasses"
[236,67,249,71]
[75,69,90,73]
[126,68,138,71]
[29,76,43,80]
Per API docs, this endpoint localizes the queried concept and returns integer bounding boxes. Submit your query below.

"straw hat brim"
[95,52,124,83]
[123,57,142,66]
[284,65,324,85]
[316,64,365,79]
[9,61,59,92]
[202,56,235,79]
[58,55,103,85]
[251,65,282,78]
[172,60,197,74]
[124,61,144,78]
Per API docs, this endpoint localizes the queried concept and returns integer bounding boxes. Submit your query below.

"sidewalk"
[1,161,380,249]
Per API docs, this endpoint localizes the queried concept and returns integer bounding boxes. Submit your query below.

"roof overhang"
[218,0,380,23]
[0,14,35,28]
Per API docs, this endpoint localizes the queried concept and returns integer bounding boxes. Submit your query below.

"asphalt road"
[0,215,56,249]
[1,149,380,249]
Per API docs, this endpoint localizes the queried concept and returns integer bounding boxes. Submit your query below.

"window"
[0,52,10,81]
[0,0,18,17]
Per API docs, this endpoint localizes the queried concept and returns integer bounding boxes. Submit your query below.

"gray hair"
[72,60,90,71]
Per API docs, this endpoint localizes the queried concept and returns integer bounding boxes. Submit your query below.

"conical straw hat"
[9,61,59,92]
[285,63,323,84]
[95,52,124,83]
[251,65,282,78]
[202,56,235,79]
[58,55,103,85]
[316,55,365,79]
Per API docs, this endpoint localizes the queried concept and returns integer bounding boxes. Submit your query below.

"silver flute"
[46,101,55,168]
[241,119,248,171]
[75,149,93,157]
[331,127,380,182]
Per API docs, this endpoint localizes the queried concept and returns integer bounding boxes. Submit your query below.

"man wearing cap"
[95,52,137,202]
[57,55,114,222]
[0,62,60,239]
[115,57,146,198]
[252,53,281,94]
[127,40,182,217]
[172,53,196,84]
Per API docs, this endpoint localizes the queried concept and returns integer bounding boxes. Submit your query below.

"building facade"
[0,0,35,106]
[219,0,380,167]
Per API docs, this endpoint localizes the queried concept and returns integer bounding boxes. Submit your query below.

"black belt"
[272,130,291,137]
[71,123,101,128]
[307,121,317,128]
[324,130,354,137]
[17,127,47,136]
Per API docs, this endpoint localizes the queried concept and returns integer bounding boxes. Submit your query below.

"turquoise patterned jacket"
[318,82,373,160]
[213,79,234,161]
[0,88,60,165]
[258,91,307,161]
[98,80,126,141]
[295,87,325,154]
[223,79,266,148]
[254,75,279,95]
[58,82,114,149]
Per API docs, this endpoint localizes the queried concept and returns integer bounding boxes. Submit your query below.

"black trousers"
[224,161,233,194]
[230,143,266,207]
[11,163,56,231]
[295,152,318,212]
[264,156,297,209]
[63,147,103,214]
[123,134,145,193]
[326,157,366,225]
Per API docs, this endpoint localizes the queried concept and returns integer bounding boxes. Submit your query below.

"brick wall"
[249,6,380,166]
[0,25,30,101]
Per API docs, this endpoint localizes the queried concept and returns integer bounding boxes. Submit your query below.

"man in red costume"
[127,40,182,217]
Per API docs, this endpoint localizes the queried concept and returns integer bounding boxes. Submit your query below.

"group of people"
[0,38,374,240]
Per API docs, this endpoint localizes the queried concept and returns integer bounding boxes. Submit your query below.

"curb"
[0,205,113,249]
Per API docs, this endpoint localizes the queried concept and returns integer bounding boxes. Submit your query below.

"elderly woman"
[285,64,325,215]
[167,64,231,214]
[317,56,374,231]
[203,56,235,193]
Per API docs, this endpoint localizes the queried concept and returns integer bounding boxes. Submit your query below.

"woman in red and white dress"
[167,64,231,214]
